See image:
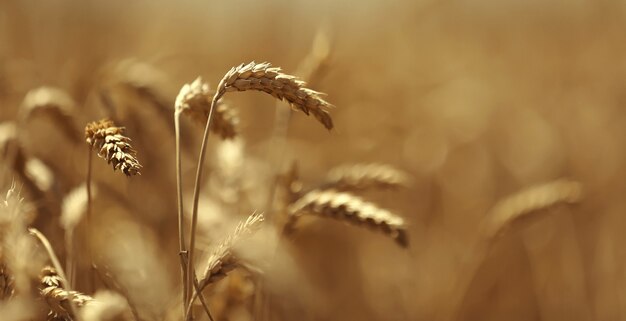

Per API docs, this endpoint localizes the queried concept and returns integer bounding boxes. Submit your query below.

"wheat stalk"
[484,179,583,239]
[175,77,239,139]
[84,119,142,176]
[40,266,93,320]
[287,189,408,247]
[323,163,411,191]
[60,183,93,288]
[184,61,335,315]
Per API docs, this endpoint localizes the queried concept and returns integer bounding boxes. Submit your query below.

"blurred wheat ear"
[20,86,81,143]
[287,189,408,247]
[323,163,412,191]
[484,179,583,239]
[176,77,239,139]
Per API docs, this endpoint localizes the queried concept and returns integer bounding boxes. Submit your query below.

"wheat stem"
[86,147,94,292]
[186,94,218,319]
[174,110,190,312]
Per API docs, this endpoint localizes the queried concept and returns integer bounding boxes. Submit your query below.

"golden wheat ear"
[287,189,408,248]
[214,61,334,130]
[84,119,142,176]
[484,179,583,239]
[323,163,411,191]
[175,77,240,139]
[40,266,93,319]
[199,212,265,287]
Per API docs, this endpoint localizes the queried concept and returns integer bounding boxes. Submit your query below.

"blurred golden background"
[1,1,626,320]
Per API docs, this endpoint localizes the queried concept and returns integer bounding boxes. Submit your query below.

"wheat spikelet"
[287,189,408,247]
[20,86,80,143]
[324,163,411,191]
[85,119,142,176]
[40,266,93,320]
[214,61,334,130]
[485,179,583,239]
[175,77,239,139]
[199,212,265,287]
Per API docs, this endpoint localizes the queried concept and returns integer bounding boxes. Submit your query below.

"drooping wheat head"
[287,189,408,247]
[175,77,239,139]
[484,179,583,239]
[40,266,93,320]
[323,163,411,191]
[213,61,334,130]
[199,212,265,288]
[84,119,142,176]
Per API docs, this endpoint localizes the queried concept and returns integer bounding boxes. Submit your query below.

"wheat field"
[1,1,626,320]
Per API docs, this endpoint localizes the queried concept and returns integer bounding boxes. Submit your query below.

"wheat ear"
[176,77,239,139]
[287,189,408,247]
[29,228,83,321]
[40,266,93,320]
[20,86,80,143]
[214,61,333,130]
[85,119,142,176]
[186,212,264,319]
[324,163,411,191]
[484,179,583,239]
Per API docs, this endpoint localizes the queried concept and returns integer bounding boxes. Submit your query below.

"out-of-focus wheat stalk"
[0,184,41,301]
[186,212,264,320]
[286,189,408,247]
[449,179,584,321]
[323,163,411,191]
[483,179,583,239]
[60,184,93,288]
[20,86,81,143]
[0,122,47,209]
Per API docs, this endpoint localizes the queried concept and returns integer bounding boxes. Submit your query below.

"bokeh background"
[2,0,626,320]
